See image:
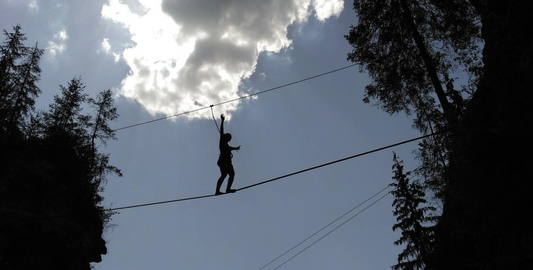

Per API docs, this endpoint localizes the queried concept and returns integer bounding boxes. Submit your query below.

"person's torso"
[219,139,232,161]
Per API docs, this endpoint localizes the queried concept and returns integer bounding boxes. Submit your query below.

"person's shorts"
[217,160,234,175]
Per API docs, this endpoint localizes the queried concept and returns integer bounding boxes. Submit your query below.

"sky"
[1,0,425,269]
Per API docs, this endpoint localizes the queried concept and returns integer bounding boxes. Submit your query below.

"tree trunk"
[399,0,451,115]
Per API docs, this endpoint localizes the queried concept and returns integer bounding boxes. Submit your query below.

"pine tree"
[390,153,437,270]
[1,27,122,269]
[88,89,122,203]
[45,76,90,137]
[7,43,44,132]
[88,89,118,151]
[0,25,28,131]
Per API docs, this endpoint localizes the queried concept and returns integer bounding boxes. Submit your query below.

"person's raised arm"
[220,114,225,135]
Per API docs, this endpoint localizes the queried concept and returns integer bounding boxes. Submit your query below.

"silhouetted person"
[215,114,240,195]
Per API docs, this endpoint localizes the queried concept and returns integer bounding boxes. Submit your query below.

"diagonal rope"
[237,132,444,192]
[112,64,357,132]
[4,131,443,223]
[106,132,441,212]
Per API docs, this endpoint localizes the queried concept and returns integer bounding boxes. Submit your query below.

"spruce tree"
[8,43,44,132]
[45,76,90,137]
[0,24,28,131]
[390,153,437,270]
[88,89,121,205]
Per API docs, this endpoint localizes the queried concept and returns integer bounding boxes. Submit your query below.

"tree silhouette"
[0,26,120,269]
[390,153,436,270]
[431,1,533,268]
[345,0,480,117]
[346,1,533,269]
[46,77,89,135]
[0,25,26,95]
[345,0,481,204]
[88,89,122,198]
[345,0,482,200]
[7,43,43,132]
[0,25,43,135]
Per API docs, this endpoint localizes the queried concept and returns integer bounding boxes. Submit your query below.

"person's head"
[223,133,232,142]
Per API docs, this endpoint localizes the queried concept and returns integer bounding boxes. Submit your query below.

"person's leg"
[226,164,236,193]
[216,163,228,195]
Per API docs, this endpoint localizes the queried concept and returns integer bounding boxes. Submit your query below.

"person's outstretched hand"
[221,114,225,121]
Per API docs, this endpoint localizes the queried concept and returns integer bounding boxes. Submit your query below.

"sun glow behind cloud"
[101,0,343,119]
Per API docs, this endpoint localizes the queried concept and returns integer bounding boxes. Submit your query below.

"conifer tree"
[89,89,118,151]
[45,76,90,138]
[8,43,44,132]
[88,89,121,202]
[390,153,437,270]
[0,24,28,131]
[1,26,121,269]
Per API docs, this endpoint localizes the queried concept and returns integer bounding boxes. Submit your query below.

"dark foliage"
[0,25,121,269]
[345,0,482,202]
[346,1,533,269]
[0,25,44,134]
[390,153,436,270]
[432,1,533,269]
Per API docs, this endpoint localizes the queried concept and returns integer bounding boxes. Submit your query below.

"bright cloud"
[313,0,344,21]
[101,38,111,53]
[100,37,121,62]
[54,29,68,41]
[46,29,68,60]
[113,52,121,62]
[101,0,344,119]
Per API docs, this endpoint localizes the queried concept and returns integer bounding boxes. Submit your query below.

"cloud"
[313,0,344,21]
[54,29,68,41]
[101,38,111,53]
[101,0,344,119]
[100,38,121,62]
[28,0,39,12]
[46,29,68,60]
